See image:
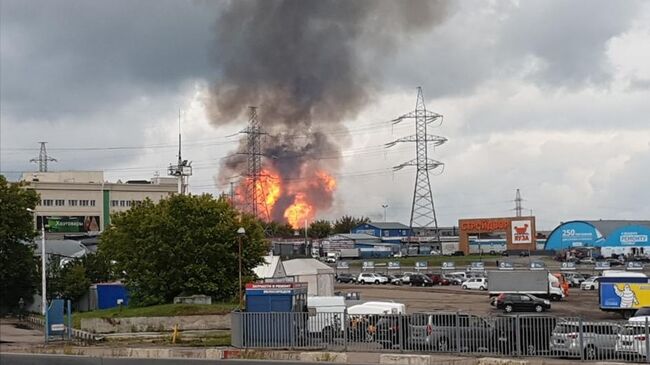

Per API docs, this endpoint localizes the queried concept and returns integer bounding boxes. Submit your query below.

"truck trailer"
[488,270,564,301]
[598,271,649,318]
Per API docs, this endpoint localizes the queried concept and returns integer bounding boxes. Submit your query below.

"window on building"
[90,200,96,207]
[120,200,126,207]
[68,200,78,206]
[55,199,65,206]
[383,230,390,237]
[111,200,119,207]
[80,200,89,206]
[42,199,53,206]
[126,200,132,207]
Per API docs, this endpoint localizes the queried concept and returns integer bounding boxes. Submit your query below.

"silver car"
[550,321,621,360]
[408,312,493,352]
[616,323,648,360]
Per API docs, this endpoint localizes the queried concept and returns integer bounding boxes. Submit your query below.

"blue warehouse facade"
[351,222,412,244]
[544,220,650,257]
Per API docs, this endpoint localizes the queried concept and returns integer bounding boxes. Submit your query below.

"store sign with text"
[511,220,532,244]
[37,216,100,233]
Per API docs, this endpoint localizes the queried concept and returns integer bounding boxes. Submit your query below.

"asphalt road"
[0,353,350,365]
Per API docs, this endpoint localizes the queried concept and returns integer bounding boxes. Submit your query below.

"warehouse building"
[544,220,650,257]
[21,171,178,238]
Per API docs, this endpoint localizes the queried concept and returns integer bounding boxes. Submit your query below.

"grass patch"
[71,303,237,329]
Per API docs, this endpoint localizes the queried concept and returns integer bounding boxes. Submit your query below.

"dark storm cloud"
[0,0,219,120]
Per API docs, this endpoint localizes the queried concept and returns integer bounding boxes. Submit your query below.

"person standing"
[18,297,25,320]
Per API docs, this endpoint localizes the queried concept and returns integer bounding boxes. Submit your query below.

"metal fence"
[231,311,650,362]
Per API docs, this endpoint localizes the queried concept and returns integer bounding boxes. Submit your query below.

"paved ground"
[336,282,620,320]
[0,319,44,345]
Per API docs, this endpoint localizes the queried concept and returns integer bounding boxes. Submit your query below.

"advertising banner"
[38,216,100,233]
[469,262,485,272]
[530,261,546,270]
[441,262,455,270]
[388,261,401,270]
[600,283,650,309]
[336,261,350,270]
[560,262,576,271]
[627,261,644,271]
[415,261,428,270]
[362,261,375,270]
[511,220,532,244]
[499,262,514,270]
[595,261,611,270]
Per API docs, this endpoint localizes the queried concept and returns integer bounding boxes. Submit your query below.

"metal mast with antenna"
[168,110,192,194]
[30,142,57,172]
[387,87,447,243]
[514,188,524,217]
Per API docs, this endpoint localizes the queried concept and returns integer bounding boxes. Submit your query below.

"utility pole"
[239,107,268,220]
[382,204,389,222]
[30,142,57,172]
[168,110,192,194]
[387,87,447,244]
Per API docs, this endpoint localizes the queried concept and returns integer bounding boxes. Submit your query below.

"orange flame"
[257,169,281,210]
[316,171,336,192]
[283,193,314,229]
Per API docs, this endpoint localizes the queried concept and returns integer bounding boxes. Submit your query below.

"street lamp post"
[382,204,389,222]
[237,227,246,310]
[27,209,46,316]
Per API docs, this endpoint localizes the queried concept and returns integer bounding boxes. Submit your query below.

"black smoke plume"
[210,0,449,221]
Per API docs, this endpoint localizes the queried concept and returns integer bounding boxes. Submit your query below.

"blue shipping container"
[96,283,129,309]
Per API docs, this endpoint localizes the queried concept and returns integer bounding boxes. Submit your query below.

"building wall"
[22,171,177,236]
[458,216,536,254]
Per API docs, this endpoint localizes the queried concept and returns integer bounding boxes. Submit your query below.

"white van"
[347,301,406,315]
[307,296,346,336]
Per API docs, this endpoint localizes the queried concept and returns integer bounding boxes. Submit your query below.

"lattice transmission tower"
[239,107,269,220]
[387,87,447,242]
[30,142,57,172]
[514,188,526,217]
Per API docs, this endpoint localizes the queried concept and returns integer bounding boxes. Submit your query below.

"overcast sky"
[1,0,649,229]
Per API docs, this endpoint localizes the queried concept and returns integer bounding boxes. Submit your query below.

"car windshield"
[634,308,650,317]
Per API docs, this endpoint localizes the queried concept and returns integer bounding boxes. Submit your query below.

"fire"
[316,171,336,192]
[258,169,281,209]
[283,193,314,229]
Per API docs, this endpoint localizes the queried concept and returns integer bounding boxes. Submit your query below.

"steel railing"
[231,311,650,362]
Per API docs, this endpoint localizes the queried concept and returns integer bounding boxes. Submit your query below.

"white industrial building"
[283,258,335,297]
[253,255,287,281]
[21,171,178,237]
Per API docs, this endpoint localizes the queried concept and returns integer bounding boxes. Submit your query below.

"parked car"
[501,251,510,257]
[335,273,356,283]
[387,275,402,285]
[615,322,648,360]
[370,315,407,349]
[580,276,600,290]
[427,274,450,286]
[357,273,389,285]
[564,273,586,287]
[442,274,462,286]
[493,293,550,313]
[550,321,621,360]
[399,272,417,285]
[462,277,488,291]
[519,251,530,257]
[606,258,624,267]
[408,312,493,352]
[494,315,556,356]
[451,251,465,256]
[409,274,434,287]
[578,257,596,265]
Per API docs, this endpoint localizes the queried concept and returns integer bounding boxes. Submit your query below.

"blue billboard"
[605,225,650,247]
[544,221,604,250]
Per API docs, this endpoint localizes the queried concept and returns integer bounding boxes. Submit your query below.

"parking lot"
[335,280,618,320]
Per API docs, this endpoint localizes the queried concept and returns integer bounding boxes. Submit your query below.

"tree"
[265,221,295,238]
[100,194,267,306]
[333,215,370,234]
[308,219,333,238]
[0,175,40,312]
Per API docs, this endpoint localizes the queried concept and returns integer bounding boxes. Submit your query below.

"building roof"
[585,220,650,237]
[330,233,380,241]
[253,255,282,279]
[29,239,89,264]
[360,222,410,230]
[283,258,334,276]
